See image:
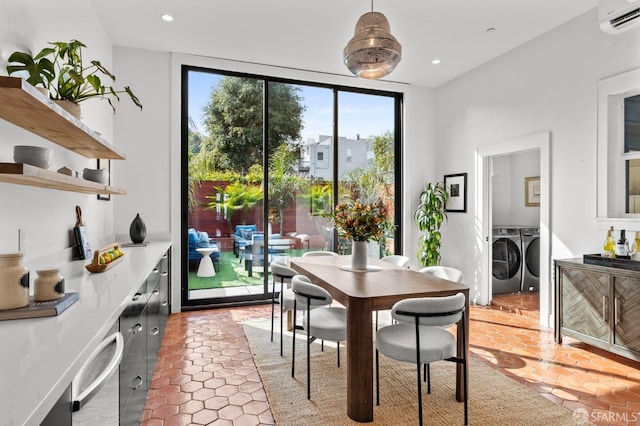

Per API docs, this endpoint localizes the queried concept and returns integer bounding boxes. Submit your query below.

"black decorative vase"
[129,213,147,244]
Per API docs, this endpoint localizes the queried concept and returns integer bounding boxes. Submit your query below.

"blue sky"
[187,70,394,142]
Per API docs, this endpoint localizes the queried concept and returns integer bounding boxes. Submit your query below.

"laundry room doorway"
[476,131,551,328]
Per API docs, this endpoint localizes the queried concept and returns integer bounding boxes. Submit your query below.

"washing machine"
[492,227,522,294]
[520,227,540,292]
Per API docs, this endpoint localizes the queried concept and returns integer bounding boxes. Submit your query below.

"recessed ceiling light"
[432,59,441,65]
[161,14,174,22]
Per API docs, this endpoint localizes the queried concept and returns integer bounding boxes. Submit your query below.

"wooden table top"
[290,255,469,310]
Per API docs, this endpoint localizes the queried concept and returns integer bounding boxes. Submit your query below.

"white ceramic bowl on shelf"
[82,168,109,184]
[13,145,54,169]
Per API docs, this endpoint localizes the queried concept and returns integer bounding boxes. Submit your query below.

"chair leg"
[270,276,277,342]
[306,305,311,400]
[280,307,284,356]
[291,302,296,378]
[336,342,340,367]
[426,364,431,394]
[464,356,468,425]
[375,310,379,331]
[376,349,380,406]
[416,361,423,426]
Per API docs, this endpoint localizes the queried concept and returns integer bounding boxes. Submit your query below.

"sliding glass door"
[182,66,402,308]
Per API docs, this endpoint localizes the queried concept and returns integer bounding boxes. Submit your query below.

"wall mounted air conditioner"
[599,0,640,34]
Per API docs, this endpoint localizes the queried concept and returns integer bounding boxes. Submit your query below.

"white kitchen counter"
[0,240,172,426]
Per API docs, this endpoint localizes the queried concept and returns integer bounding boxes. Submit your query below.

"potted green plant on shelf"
[6,39,142,116]
[6,49,55,93]
[415,181,449,266]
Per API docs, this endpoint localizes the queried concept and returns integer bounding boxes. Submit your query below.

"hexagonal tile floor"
[143,296,640,426]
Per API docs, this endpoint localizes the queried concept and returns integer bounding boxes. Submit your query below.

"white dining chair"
[419,266,464,283]
[291,275,347,400]
[270,260,297,356]
[380,255,410,268]
[302,251,339,257]
[376,293,468,425]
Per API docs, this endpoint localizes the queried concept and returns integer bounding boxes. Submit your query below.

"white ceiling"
[90,0,597,87]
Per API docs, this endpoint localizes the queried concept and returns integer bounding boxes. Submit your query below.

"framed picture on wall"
[444,173,467,212]
[525,176,540,206]
[97,159,111,201]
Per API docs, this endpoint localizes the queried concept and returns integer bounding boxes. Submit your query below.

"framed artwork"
[525,176,540,206]
[97,159,111,201]
[444,173,467,213]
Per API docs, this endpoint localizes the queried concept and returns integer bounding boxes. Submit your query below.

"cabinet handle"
[602,296,608,321]
[132,375,144,390]
[161,272,168,277]
[151,327,160,336]
[161,300,169,307]
[153,268,159,274]
[162,254,168,259]
[71,332,124,412]
[151,289,160,297]
[615,298,620,325]
[132,323,143,334]
[132,292,142,301]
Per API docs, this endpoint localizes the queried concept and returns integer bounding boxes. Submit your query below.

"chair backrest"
[302,251,339,257]
[391,293,466,327]
[419,266,463,283]
[292,275,332,306]
[380,255,410,268]
[271,260,297,278]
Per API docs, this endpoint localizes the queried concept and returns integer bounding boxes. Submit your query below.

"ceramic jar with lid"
[0,253,29,310]
[35,268,65,302]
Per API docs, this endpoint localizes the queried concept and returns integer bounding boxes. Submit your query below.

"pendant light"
[343,1,402,79]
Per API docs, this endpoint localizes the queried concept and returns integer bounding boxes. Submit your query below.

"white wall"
[492,150,540,226]
[0,0,116,262]
[436,9,640,303]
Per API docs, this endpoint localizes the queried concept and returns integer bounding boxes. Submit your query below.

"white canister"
[0,253,29,310]
[35,268,65,302]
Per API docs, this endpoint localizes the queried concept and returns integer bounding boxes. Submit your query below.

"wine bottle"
[603,226,616,258]
[616,229,630,259]
[631,231,640,261]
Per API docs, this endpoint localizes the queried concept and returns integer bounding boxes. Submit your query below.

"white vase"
[351,241,368,271]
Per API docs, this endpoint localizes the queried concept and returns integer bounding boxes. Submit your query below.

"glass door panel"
[267,83,334,260]
[185,70,266,305]
[336,91,397,256]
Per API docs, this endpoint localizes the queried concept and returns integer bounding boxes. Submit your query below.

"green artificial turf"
[187,249,305,290]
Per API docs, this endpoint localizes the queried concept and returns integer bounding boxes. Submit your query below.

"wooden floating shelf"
[0,76,125,160]
[0,163,126,195]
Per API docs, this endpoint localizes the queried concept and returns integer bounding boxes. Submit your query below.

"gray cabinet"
[555,259,640,361]
[120,249,171,426]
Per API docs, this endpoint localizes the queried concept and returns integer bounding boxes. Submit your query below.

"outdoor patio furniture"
[188,228,220,272]
[232,224,258,257]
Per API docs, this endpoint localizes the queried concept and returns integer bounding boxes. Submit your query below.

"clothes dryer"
[492,227,522,294]
[520,227,540,292]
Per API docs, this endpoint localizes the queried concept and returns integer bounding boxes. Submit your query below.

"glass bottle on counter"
[616,230,630,259]
[603,226,616,258]
[632,231,640,261]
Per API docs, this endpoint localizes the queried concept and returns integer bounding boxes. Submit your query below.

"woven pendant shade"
[343,11,402,79]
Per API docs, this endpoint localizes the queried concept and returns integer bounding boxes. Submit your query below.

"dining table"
[289,255,470,423]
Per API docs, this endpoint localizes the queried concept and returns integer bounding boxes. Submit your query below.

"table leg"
[346,298,373,422]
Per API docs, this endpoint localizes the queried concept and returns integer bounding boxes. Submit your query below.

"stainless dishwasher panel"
[72,322,123,425]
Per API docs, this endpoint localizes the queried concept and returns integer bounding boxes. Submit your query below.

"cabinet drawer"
[120,282,147,343]
[120,356,146,426]
[120,304,147,415]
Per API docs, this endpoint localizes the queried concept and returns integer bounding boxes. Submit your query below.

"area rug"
[243,319,588,425]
